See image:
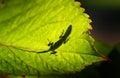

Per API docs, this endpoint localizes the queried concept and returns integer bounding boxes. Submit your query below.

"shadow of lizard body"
[38,25,72,54]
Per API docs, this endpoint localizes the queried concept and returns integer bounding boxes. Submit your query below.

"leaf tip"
[103,57,111,62]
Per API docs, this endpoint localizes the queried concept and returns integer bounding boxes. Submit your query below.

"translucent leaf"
[0,0,105,75]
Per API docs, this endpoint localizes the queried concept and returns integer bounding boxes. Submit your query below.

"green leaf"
[94,40,112,56]
[0,0,105,75]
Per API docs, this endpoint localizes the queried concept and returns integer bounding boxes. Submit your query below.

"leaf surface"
[0,0,104,75]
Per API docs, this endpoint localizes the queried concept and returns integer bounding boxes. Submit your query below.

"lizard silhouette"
[37,25,72,54]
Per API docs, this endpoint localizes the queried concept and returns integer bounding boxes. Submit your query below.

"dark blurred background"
[74,0,120,78]
[78,0,120,46]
